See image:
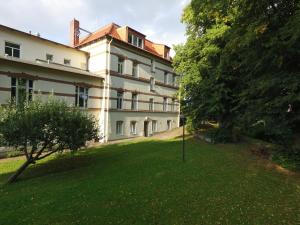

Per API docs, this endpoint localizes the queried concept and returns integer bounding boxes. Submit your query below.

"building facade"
[0,19,180,142]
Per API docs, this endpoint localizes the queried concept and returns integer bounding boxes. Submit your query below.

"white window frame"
[164,72,168,84]
[132,62,138,77]
[149,98,154,111]
[128,33,144,49]
[46,54,53,62]
[131,93,138,110]
[171,99,175,112]
[117,91,123,109]
[5,41,21,58]
[116,121,124,135]
[11,77,33,105]
[151,59,155,72]
[150,77,155,91]
[172,74,176,86]
[152,120,157,133]
[130,121,137,135]
[163,97,168,112]
[117,57,124,74]
[75,86,89,108]
[167,120,172,130]
[64,58,71,65]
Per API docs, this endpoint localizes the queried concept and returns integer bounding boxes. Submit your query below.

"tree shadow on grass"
[0,139,173,185]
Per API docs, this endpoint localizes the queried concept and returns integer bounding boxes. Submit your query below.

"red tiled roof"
[76,23,171,61]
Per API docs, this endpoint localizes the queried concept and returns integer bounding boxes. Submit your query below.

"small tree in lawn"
[0,98,99,184]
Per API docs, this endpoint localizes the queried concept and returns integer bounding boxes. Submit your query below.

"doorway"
[144,121,149,137]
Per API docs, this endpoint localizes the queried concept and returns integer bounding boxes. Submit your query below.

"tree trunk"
[7,159,32,184]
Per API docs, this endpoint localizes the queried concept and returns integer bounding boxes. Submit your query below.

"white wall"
[0,27,88,70]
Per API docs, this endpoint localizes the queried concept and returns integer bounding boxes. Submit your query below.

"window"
[149,98,154,111]
[172,74,176,86]
[46,54,53,62]
[164,72,168,84]
[128,33,144,48]
[167,120,172,130]
[117,57,124,74]
[163,97,168,112]
[116,121,123,135]
[130,121,137,135]
[138,38,143,48]
[131,93,138,110]
[11,77,33,105]
[151,59,155,72]
[75,86,88,108]
[5,42,20,58]
[152,120,157,133]
[132,63,138,77]
[171,99,175,112]
[150,77,155,91]
[64,59,71,65]
[117,91,123,109]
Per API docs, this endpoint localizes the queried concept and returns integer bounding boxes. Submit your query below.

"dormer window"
[128,33,144,49]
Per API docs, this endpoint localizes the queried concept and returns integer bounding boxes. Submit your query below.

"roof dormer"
[127,27,145,49]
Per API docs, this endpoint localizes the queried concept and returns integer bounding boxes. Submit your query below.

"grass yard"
[0,137,299,225]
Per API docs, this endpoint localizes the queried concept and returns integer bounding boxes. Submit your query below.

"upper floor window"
[5,42,20,58]
[11,77,33,105]
[163,97,168,112]
[118,57,124,74]
[151,59,155,72]
[172,74,176,86]
[171,98,175,112]
[46,54,53,62]
[116,121,124,135]
[128,33,144,48]
[117,91,123,109]
[132,62,138,77]
[75,86,88,108]
[164,72,168,84]
[131,93,138,110]
[149,98,154,111]
[64,59,71,65]
[150,77,155,91]
[130,121,137,135]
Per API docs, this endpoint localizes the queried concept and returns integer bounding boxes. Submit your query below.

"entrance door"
[144,121,149,137]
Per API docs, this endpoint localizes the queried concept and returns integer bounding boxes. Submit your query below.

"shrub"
[205,127,233,143]
[0,98,99,183]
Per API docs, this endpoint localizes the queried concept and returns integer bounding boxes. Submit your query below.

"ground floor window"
[75,86,89,108]
[130,121,137,135]
[11,77,33,105]
[167,120,172,130]
[116,121,124,135]
[152,120,157,133]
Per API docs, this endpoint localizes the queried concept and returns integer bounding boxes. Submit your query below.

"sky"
[0,0,190,56]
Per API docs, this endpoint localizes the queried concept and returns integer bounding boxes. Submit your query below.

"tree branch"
[36,149,59,161]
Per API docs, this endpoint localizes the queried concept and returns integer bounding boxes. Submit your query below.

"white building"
[0,19,180,142]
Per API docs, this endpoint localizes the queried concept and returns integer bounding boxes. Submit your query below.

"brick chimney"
[70,19,80,47]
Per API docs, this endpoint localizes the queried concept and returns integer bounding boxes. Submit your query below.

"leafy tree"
[0,99,99,183]
[174,0,300,143]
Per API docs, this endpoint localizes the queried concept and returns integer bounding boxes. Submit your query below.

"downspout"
[104,36,113,142]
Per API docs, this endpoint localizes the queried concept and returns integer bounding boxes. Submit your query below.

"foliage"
[174,0,300,145]
[0,98,99,183]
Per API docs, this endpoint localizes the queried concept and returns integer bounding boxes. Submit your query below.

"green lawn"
[0,137,299,225]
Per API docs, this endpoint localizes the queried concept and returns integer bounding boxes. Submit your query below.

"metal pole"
[182,122,185,162]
